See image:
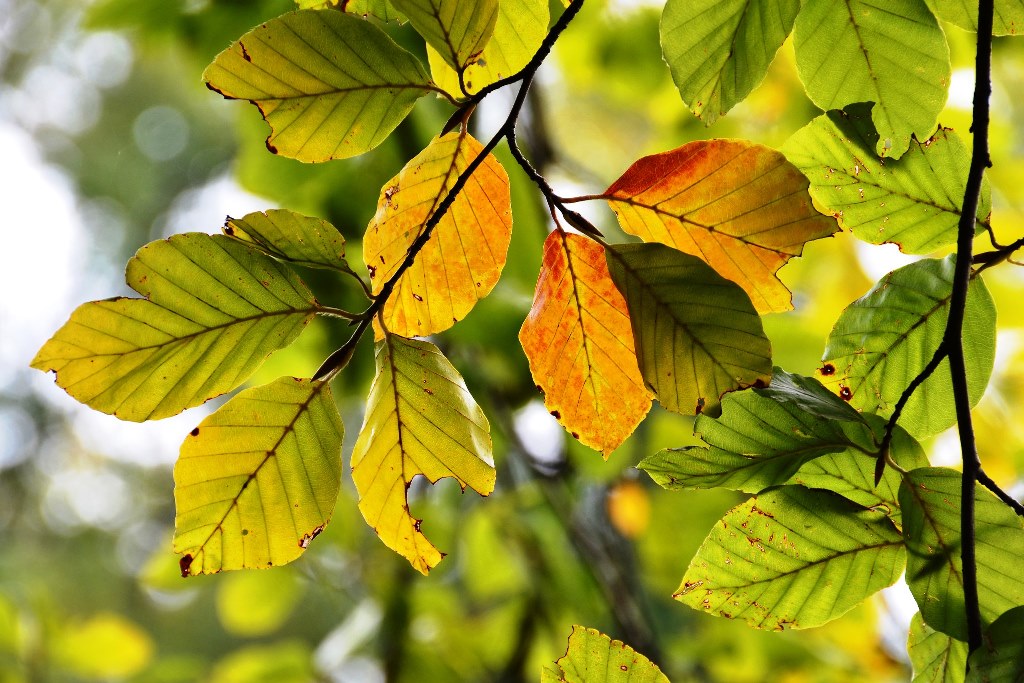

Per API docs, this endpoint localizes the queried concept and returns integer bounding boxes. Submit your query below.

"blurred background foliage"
[1,0,1023,680]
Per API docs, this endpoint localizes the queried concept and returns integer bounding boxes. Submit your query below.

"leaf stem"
[316,305,363,321]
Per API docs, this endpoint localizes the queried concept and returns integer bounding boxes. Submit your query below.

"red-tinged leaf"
[519,230,652,456]
[601,139,837,313]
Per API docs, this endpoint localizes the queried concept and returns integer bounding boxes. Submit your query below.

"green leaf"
[908,612,967,683]
[675,486,904,630]
[352,335,495,575]
[605,242,772,416]
[793,0,950,159]
[427,0,549,96]
[899,467,1024,641]
[296,0,405,23]
[208,641,314,683]
[926,0,1024,36]
[224,209,352,273]
[639,368,874,493]
[966,606,1024,682]
[31,233,318,422]
[174,377,343,575]
[541,625,669,683]
[393,0,497,75]
[203,10,436,162]
[820,256,996,438]
[216,569,303,637]
[783,104,990,254]
[660,0,800,125]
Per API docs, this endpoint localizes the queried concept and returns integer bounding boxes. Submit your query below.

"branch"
[973,233,1024,273]
[978,468,1024,516]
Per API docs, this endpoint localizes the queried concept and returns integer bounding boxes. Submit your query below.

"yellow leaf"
[352,335,494,574]
[54,613,154,679]
[519,230,651,456]
[602,139,836,313]
[363,130,512,337]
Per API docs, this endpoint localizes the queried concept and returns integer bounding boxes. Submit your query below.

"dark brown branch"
[978,468,1024,516]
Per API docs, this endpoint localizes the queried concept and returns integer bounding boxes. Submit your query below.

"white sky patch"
[948,68,976,110]
[513,399,565,465]
[161,172,275,237]
[854,240,923,282]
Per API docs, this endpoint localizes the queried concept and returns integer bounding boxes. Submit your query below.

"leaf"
[793,0,951,159]
[926,0,1024,36]
[899,467,1024,641]
[820,256,996,438]
[392,0,497,74]
[519,230,651,456]
[675,486,905,630]
[54,613,154,679]
[966,606,1024,683]
[203,10,436,162]
[605,242,772,416]
[174,377,344,575]
[296,0,405,23]
[908,612,968,683]
[352,335,495,574]
[32,233,318,422]
[541,625,669,683]
[602,139,836,313]
[660,0,800,125]
[224,209,353,273]
[428,0,549,96]
[639,368,874,493]
[216,570,303,637]
[363,130,512,337]
[783,104,990,254]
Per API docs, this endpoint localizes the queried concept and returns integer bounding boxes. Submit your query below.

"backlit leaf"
[541,625,668,683]
[32,233,318,422]
[203,10,436,162]
[393,0,497,74]
[676,486,904,630]
[364,130,512,337]
[926,0,1024,36]
[224,209,353,273]
[966,606,1024,682]
[602,139,836,313]
[900,467,1024,641]
[519,230,651,456]
[661,0,800,125]
[908,612,967,683]
[793,0,951,159]
[820,256,996,438]
[352,335,494,574]
[174,377,343,575]
[605,242,772,416]
[783,104,990,254]
[295,0,404,23]
[428,0,549,96]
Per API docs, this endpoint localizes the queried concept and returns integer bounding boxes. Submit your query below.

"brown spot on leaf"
[190,427,199,436]
[820,363,836,376]
[412,293,423,302]
[265,140,278,154]
[550,410,561,419]
[571,431,579,439]
[367,265,376,278]
[414,519,422,532]
[179,554,194,578]
[753,378,767,389]
[839,385,853,401]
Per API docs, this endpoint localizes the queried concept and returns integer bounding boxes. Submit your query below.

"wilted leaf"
[908,612,967,683]
[793,0,950,159]
[541,625,668,683]
[519,230,651,456]
[605,242,772,416]
[926,0,1024,36]
[820,256,996,438]
[364,130,512,337]
[966,606,1024,682]
[174,377,343,575]
[602,139,836,313]
[428,0,549,96]
[393,0,497,74]
[203,10,436,162]
[352,335,494,574]
[224,209,352,273]
[32,233,318,422]
[676,486,904,630]
[784,104,989,254]
[661,0,800,125]
[900,467,1024,641]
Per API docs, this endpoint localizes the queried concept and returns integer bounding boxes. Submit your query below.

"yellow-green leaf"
[541,625,668,683]
[908,612,967,683]
[352,335,494,574]
[174,377,343,575]
[296,0,404,23]
[393,0,498,74]
[602,140,836,313]
[926,0,1024,36]
[54,613,154,679]
[203,10,436,162]
[428,0,549,96]
[224,209,351,273]
[605,242,772,416]
[31,233,318,422]
[520,230,651,456]
[363,130,512,337]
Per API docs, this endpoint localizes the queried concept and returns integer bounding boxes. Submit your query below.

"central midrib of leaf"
[561,233,603,416]
[842,0,882,110]
[903,480,965,587]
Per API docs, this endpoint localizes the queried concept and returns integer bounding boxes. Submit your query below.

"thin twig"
[973,234,1024,273]
[978,468,1024,516]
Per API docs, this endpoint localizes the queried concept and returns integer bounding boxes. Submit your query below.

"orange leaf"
[602,139,836,313]
[363,130,512,337]
[519,230,651,456]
